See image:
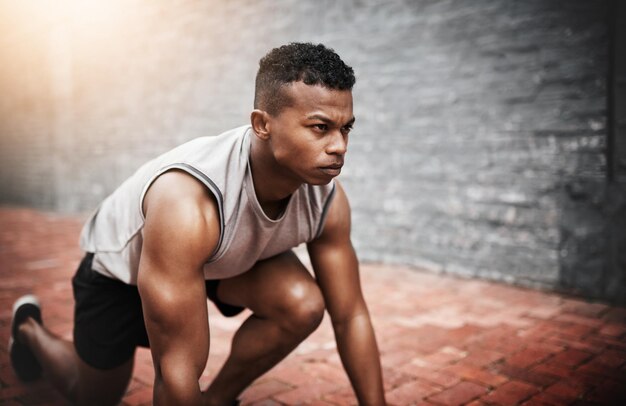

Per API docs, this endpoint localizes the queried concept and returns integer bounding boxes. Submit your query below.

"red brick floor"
[1,207,625,405]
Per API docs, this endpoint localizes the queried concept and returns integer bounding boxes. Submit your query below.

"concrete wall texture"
[1,0,623,303]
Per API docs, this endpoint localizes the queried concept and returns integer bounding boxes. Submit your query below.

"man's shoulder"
[309,180,351,244]
[144,124,252,203]
[143,170,220,230]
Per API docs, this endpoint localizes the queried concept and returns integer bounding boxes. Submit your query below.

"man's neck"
[249,137,302,216]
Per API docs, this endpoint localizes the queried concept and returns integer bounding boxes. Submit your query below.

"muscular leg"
[204,251,325,405]
[17,319,134,406]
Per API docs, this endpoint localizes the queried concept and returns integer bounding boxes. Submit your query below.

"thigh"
[216,250,321,318]
[72,254,149,370]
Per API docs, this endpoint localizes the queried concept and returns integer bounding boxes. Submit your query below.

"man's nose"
[326,130,347,155]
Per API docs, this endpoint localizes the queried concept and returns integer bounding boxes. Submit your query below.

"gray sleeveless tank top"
[79,125,336,284]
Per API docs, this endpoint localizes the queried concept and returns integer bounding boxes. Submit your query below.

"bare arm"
[137,171,220,406]
[307,181,386,405]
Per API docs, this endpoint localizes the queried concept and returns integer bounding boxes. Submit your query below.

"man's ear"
[251,109,271,140]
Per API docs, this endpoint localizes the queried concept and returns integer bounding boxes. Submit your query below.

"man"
[9,42,386,405]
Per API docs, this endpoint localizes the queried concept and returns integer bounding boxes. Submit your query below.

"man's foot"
[9,295,43,381]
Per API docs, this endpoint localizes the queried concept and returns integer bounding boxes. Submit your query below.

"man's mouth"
[319,163,343,176]
[321,163,343,170]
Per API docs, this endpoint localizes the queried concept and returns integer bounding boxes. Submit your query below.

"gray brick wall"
[1,1,621,302]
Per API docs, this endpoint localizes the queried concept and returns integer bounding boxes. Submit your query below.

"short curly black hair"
[254,43,356,116]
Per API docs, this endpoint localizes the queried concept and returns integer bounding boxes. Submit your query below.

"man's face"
[267,81,354,185]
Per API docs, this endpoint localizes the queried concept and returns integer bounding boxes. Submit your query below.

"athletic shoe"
[8,294,43,381]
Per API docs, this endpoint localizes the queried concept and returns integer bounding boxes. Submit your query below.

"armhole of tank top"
[138,163,226,260]
[314,182,337,240]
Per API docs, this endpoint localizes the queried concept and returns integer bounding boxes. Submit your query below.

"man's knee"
[278,281,325,336]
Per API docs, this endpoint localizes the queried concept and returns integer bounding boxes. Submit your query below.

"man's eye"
[341,125,353,134]
[313,124,328,131]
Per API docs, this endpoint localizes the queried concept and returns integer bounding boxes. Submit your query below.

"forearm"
[333,312,385,405]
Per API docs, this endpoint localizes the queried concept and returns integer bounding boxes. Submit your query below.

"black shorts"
[72,253,244,370]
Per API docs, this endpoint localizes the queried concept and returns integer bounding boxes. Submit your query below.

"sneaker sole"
[9,294,43,381]
[11,294,41,340]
